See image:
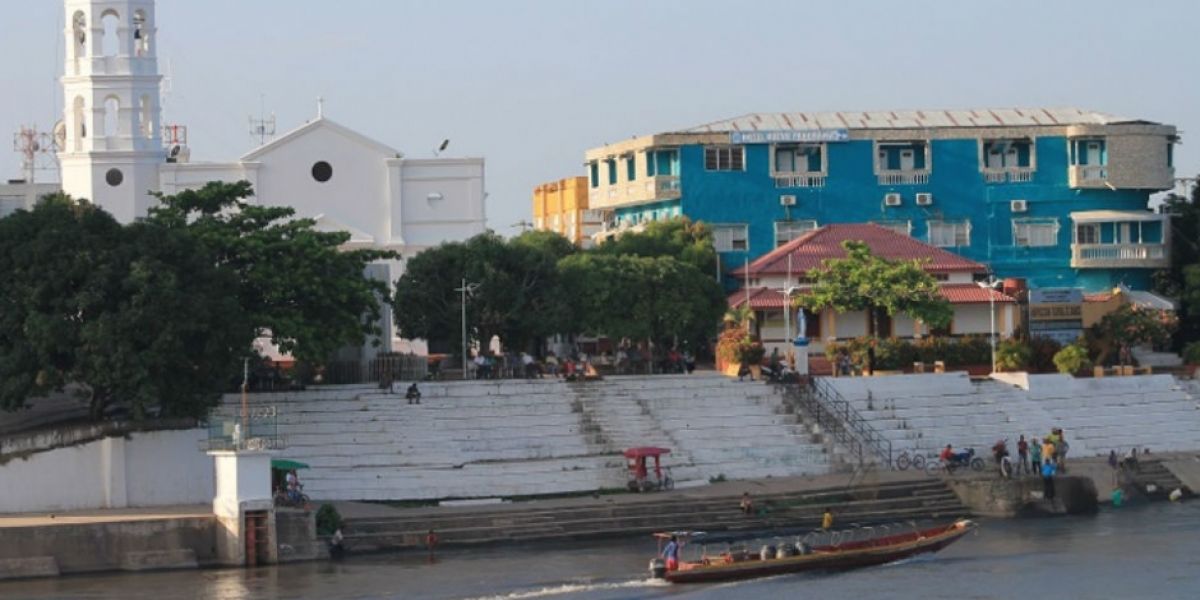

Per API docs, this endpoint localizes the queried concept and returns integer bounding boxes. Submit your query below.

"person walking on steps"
[1017,435,1030,476]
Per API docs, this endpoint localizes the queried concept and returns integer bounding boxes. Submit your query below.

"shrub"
[1027,336,1063,373]
[952,336,993,367]
[995,338,1031,372]
[737,341,766,366]
[1183,342,1200,365]
[1053,344,1093,375]
[315,503,342,536]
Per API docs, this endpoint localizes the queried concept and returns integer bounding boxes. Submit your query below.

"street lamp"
[454,278,480,379]
[977,275,1001,373]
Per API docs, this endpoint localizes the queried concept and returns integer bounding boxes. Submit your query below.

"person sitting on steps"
[405,382,421,405]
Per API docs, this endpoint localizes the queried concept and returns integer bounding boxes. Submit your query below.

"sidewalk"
[0,505,212,529]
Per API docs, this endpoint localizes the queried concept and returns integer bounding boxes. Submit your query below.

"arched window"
[104,96,120,138]
[100,10,120,57]
[139,94,154,139]
[72,11,87,60]
[72,96,87,151]
[133,10,149,56]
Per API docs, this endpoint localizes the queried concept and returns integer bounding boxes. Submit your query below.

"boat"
[649,519,977,584]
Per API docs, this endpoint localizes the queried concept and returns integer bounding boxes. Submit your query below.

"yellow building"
[532,176,604,247]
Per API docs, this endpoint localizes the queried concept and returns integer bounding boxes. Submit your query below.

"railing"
[982,168,1034,183]
[784,377,893,468]
[1069,165,1108,186]
[654,175,681,198]
[1071,242,1168,268]
[205,406,285,452]
[876,171,930,185]
[774,174,827,188]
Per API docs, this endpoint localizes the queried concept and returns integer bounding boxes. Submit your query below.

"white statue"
[796,307,808,340]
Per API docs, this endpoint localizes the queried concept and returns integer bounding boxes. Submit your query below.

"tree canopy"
[391,217,726,359]
[0,182,395,420]
[795,240,953,336]
[1155,182,1200,347]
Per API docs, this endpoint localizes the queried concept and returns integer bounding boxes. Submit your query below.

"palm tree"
[723,305,755,331]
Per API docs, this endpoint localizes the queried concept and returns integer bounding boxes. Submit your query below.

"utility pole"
[455,278,480,379]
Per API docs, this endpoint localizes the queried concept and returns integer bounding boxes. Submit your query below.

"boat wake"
[456,578,669,600]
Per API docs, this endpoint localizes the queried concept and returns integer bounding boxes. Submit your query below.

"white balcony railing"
[1080,166,1107,180]
[774,173,827,188]
[653,175,681,199]
[983,167,1035,184]
[877,171,931,185]
[1071,243,1168,268]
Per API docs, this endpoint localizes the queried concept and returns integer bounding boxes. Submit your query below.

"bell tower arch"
[59,0,164,223]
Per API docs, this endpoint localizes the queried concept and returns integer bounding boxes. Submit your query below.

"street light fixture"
[977,275,1002,373]
[454,278,480,379]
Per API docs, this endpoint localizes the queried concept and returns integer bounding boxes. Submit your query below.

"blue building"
[583,108,1177,292]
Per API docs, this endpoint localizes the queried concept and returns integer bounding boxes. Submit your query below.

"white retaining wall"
[0,429,212,514]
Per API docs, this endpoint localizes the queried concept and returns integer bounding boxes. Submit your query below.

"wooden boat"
[650,519,977,584]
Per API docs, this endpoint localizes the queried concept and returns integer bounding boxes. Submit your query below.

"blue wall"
[615,136,1158,292]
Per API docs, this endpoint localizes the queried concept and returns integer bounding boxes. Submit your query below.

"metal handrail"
[788,377,893,468]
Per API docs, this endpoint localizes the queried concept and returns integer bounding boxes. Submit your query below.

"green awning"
[271,459,310,470]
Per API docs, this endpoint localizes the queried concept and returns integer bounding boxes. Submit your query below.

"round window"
[311,161,333,183]
[105,168,123,187]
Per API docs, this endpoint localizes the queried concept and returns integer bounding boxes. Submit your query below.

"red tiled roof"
[733,224,986,277]
[727,287,789,310]
[938,284,1016,304]
[1084,292,1115,303]
[729,283,1013,308]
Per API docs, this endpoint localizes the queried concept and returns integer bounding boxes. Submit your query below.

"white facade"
[56,0,488,353]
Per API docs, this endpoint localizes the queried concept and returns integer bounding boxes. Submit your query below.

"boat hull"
[664,520,975,584]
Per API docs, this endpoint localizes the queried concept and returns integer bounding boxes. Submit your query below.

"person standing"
[1042,459,1057,500]
[1016,435,1029,476]
[662,535,680,571]
[1030,438,1042,475]
[822,507,834,531]
[1041,438,1056,468]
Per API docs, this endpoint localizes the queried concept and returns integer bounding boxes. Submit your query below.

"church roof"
[241,117,403,161]
[732,223,985,277]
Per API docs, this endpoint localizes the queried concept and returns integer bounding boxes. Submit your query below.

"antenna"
[433,139,450,157]
[248,94,277,146]
[512,220,533,232]
[12,125,59,184]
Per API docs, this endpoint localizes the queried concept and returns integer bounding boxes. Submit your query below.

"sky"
[2,0,1197,235]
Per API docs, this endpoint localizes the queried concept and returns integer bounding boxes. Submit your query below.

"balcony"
[774,174,827,188]
[983,167,1035,184]
[877,171,930,185]
[647,175,681,200]
[1068,165,1108,188]
[1071,243,1169,269]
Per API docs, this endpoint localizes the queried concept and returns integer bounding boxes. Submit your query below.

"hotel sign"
[729,129,850,144]
[1028,288,1084,344]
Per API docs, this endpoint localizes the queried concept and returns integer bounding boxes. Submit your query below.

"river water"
[4,502,1199,600]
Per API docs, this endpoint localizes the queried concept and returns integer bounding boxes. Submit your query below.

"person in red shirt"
[940,444,954,463]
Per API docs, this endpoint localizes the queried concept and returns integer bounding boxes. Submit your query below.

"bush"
[737,341,766,366]
[1183,342,1200,365]
[1028,337,1063,373]
[1053,344,1092,375]
[316,503,342,536]
[995,338,1031,372]
[952,336,993,367]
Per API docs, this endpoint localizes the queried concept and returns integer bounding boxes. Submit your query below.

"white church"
[54,0,489,356]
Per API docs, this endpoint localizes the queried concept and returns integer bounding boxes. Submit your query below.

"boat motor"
[648,558,666,579]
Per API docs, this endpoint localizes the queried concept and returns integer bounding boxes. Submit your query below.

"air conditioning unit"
[780,194,797,207]
[915,192,933,206]
[1010,199,1028,213]
[884,193,902,207]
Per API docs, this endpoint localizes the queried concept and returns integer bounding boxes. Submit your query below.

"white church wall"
[249,125,390,245]
[399,158,487,247]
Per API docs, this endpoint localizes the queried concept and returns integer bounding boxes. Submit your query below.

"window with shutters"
[712,224,749,252]
[774,220,818,247]
[1012,218,1059,247]
[927,220,971,247]
[704,146,745,171]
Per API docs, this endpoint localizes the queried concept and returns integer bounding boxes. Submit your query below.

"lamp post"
[455,278,480,379]
[977,276,1000,373]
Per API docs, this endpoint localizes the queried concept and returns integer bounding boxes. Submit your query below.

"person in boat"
[740,492,754,515]
[662,535,680,571]
[822,507,834,530]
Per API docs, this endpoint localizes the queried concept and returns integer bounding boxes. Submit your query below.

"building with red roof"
[727,224,1016,354]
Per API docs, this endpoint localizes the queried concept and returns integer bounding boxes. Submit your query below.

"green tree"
[795,240,952,371]
[0,195,246,419]
[594,217,718,275]
[148,181,396,364]
[1053,344,1092,375]
[1155,182,1200,347]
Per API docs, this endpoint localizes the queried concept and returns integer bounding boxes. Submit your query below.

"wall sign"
[729,129,850,144]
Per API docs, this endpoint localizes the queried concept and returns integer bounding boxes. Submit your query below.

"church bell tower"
[59,0,164,223]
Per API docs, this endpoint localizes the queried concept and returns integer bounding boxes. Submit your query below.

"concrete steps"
[341,479,966,551]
